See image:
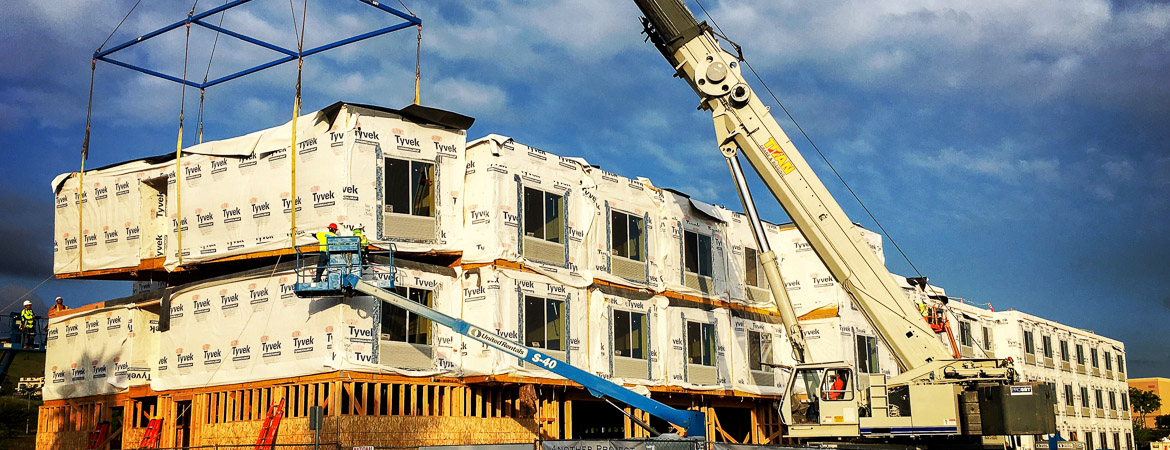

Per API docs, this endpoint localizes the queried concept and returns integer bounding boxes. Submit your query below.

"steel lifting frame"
[93,0,420,89]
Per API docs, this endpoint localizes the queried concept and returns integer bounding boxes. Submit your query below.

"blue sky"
[1,1,1168,375]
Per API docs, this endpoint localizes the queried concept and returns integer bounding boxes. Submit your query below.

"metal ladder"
[254,397,287,450]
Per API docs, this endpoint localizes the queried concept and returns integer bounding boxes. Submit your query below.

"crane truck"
[630,0,1056,445]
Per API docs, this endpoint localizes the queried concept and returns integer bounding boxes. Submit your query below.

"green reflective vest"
[20,308,35,329]
[352,229,368,247]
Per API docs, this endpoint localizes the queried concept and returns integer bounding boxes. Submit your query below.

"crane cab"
[781,362,860,437]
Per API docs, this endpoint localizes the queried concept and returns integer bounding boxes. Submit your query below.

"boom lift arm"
[295,237,707,439]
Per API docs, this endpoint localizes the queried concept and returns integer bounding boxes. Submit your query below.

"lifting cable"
[395,0,421,105]
[175,2,198,267]
[694,0,925,280]
[195,2,228,145]
[78,0,143,274]
[289,0,308,251]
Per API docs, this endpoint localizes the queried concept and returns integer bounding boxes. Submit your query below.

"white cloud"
[910,142,1060,184]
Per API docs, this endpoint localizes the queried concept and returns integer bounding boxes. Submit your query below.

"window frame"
[855,335,880,374]
[1023,330,1036,355]
[1060,339,1070,362]
[982,326,992,351]
[523,186,565,244]
[381,286,434,345]
[1042,335,1054,358]
[523,296,566,352]
[747,330,773,372]
[384,157,436,217]
[959,321,973,347]
[612,309,649,360]
[1095,389,1104,409]
[1076,343,1085,365]
[1064,384,1075,407]
[1105,351,1113,371]
[1091,348,1100,368]
[610,209,646,262]
[744,247,765,288]
[683,230,713,278]
[685,320,716,367]
[1080,386,1090,408]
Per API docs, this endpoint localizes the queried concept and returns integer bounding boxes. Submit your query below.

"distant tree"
[1157,414,1170,430]
[1131,387,1162,429]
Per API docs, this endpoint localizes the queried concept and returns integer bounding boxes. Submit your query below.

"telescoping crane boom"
[630,0,1056,442]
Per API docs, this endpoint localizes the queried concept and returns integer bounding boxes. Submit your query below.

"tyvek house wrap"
[461,135,597,288]
[658,190,731,301]
[43,304,159,401]
[153,265,462,391]
[51,102,468,274]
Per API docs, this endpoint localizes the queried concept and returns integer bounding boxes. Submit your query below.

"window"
[1105,351,1113,371]
[1118,354,1125,373]
[1064,385,1075,407]
[686,321,716,366]
[1122,393,1129,411]
[385,158,435,217]
[1100,433,1107,450]
[1114,433,1121,450]
[982,326,992,351]
[959,321,973,347]
[1086,433,1094,450]
[1080,387,1090,408]
[611,211,645,261]
[683,231,713,277]
[613,310,648,359]
[523,187,564,243]
[1076,343,1086,365]
[1095,389,1104,409]
[1060,340,1070,362]
[1042,335,1053,358]
[382,286,433,344]
[1024,330,1035,355]
[744,247,765,287]
[855,335,879,374]
[524,296,565,351]
[1109,391,1117,410]
[1091,348,1099,368]
[747,330,773,371]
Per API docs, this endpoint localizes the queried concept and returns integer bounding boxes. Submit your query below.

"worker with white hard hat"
[49,296,67,314]
[19,300,39,349]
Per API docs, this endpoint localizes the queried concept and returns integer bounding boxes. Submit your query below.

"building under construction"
[38,98,1134,450]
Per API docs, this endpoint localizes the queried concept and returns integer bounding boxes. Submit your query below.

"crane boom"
[632,0,951,371]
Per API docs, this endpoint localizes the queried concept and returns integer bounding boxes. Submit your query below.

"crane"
[630,0,1056,442]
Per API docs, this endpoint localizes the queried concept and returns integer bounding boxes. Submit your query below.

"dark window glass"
[698,234,713,277]
[959,321,973,347]
[382,286,432,344]
[1091,348,1099,368]
[1065,385,1075,406]
[611,211,628,258]
[524,296,565,351]
[613,310,647,359]
[1024,331,1035,355]
[523,187,564,243]
[628,214,644,261]
[686,321,715,366]
[1105,351,1113,371]
[748,331,762,371]
[1076,344,1085,365]
[1042,335,1053,358]
[1060,340,1070,362]
[385,158,434,217]
[544,192,563,244]
[855,335,879,374]
[982,326,992,350]
[1081,387,1090,408]
[684,231,699,274]
[524,188,544,238]
[745,247,759,287]
[385,158,410,214]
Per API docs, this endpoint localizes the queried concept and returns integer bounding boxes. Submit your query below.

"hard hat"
[328,223,338,231]
[55,297,63,302]
[23,300,32,306]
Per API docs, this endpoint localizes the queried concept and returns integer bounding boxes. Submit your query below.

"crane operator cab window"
[790,367,855,424]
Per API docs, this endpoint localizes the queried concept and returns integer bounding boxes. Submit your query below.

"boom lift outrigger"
[630,0,1054,442]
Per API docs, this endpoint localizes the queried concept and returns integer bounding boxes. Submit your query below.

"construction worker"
[49,297,68,314]
[352,224,369,263]
[313,223,339,282]
[19,300,39,349]
[825,370,847,400]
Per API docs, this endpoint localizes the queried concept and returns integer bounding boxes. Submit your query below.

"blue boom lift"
[294,236,707,439]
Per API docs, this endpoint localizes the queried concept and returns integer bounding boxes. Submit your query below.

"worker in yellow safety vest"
[352,225,369,263]
[19,300,39,349]
[49,297,68,314]
[313,223,339,282]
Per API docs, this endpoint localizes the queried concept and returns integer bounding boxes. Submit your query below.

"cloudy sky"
[1,1,1167,375]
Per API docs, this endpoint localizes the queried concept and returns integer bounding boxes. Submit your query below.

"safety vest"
[316,231,337,252]
[50,304,67,313]
[352,229,368,247]
[20,309,35,329]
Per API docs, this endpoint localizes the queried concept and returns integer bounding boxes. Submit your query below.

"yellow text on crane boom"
[764,138,796,174]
